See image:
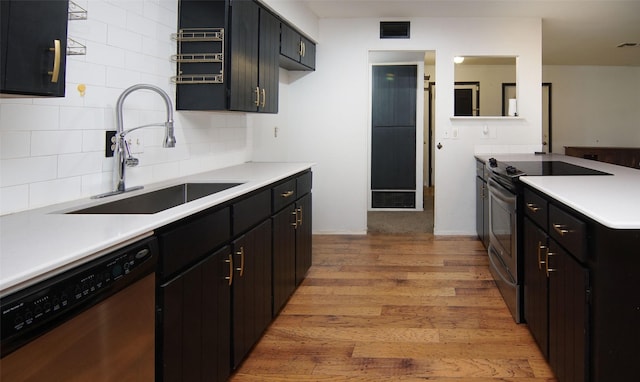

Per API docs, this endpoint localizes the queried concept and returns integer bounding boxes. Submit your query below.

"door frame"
[368,61,424,211]
[503,82,552,152]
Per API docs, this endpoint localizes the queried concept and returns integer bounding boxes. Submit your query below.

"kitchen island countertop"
[475,153,640,230]
[0,162,313,296]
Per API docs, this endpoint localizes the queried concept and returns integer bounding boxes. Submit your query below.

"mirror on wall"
[453,56,516,117]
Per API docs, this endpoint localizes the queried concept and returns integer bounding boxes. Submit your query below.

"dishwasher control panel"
[0,236,158,357]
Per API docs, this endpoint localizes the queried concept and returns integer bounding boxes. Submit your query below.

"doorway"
[503,82,552,152]
[367,51,434,234]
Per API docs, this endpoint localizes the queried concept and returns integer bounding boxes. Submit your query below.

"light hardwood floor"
[231,234,556,381]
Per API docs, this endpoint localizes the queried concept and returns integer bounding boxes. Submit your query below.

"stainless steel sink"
[68,183,243,214]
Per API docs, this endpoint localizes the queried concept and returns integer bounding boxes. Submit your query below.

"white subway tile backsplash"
[143,1,171,26]
[126,11,157,38]
[0,0,250,214]
[69,18,108,45]
[151,161,180,182]
[32,131,83,156]
[83,130,107,152]
[89,1,127,28]
[0,104,59,131]
[141,36,173,58]
[58,152,104,178]
[66,60,108,87]
[106,67,142,89]
[59,106,106,131]
[0,185,29,215]
[108,25,143,52]
[81,171,113,196]
[0,131,30,159]
[0,156,58,187]
[86,43,126,68]
[29,177,83,209]
[82,86,121,109]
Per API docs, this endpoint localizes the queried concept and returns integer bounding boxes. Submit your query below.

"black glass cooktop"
[505,161,612,176]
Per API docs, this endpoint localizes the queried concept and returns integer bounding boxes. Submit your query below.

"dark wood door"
[1,0,68,96]
[232,219,272,369]
[159,246,231,382]
[272,204,296,314]
[523,217,549,358]
[371,65,417,192]
[258,8,279,113]
[295,193,312,285]
[548,240,589,382]
[229,0,259,111]
[454,88,474,116]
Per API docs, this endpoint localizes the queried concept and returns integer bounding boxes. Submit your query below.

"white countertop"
[0,162,313,296]
[476,153,640,230]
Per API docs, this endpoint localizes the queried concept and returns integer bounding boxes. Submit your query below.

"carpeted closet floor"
[367,187,434,234]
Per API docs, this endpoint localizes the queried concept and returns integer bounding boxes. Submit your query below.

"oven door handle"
[488,178,516,206]
[488,246,517,287]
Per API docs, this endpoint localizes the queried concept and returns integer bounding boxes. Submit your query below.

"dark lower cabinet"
[523,199,590,382]
[272,204,297,314]
[272,171,313,314]
[1,0,69,97]
[295,193,313,285]
[232,219,272,369]
[547,241,589,382]
[158,246,231,382]
[522,185,640,382]
[523,218,549,358]
[475,159,489,249]
[156,170,312,380]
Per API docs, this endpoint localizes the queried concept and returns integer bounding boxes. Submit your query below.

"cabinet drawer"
[524,188,548,229]
[233,189,271,235]
[296,171,312,197]
[549,204,587,262]
[272,179,296,212]
[160,207,230,279]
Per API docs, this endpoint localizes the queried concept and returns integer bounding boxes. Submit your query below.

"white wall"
[0,0,252,215]
[542,65,640,152]
[253,17,542,234]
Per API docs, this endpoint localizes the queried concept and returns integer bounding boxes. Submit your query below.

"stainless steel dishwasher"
[0,236,158,381]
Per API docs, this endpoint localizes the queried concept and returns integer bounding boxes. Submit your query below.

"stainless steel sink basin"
[68,183,243,214]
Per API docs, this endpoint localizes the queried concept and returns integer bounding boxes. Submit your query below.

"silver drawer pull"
[545,250,557,278]
[526,203,541,213]
[552,223,571,236]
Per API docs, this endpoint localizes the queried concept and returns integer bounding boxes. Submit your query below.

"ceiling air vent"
[380,21,410,39]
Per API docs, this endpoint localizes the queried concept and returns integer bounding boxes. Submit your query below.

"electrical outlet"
[452,127,459,139]
[105,130,116,157]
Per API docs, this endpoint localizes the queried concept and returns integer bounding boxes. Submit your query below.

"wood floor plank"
[230,234,556,381]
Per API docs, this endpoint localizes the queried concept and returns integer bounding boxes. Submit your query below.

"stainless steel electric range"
[484,158,610,322]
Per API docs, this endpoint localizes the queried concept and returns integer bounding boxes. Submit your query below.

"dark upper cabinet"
[279,22,316,71]
[1,0,69,97]
[176,0,279,112]
[229,0,278,112]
